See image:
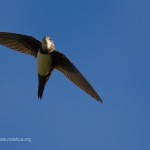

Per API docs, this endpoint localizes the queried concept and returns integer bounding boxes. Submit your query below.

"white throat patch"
[46,39,52,49]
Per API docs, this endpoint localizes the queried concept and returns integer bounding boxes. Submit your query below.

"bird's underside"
[0,32,103,103]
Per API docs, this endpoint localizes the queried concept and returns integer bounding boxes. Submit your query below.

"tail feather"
[38,74,50,99]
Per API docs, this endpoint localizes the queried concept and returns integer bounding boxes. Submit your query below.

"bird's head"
[41,36,55,53]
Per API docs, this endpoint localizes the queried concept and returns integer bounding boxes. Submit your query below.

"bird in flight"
[0,32,103,103]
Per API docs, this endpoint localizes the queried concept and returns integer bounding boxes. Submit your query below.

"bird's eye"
[48,37,52,41]
[45,36,52,41]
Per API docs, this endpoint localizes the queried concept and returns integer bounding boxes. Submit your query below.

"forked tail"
[38,74,50,99]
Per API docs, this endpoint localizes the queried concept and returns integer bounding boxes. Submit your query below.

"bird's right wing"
[52,51,103,102]
[0,32,41,57]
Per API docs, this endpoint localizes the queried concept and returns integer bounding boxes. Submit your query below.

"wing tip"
[94,95,103,103]
[97,97,103,103]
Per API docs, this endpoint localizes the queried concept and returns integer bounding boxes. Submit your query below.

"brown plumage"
[52,51,102,101]
[0,32,40,56]
[0,32,103,103]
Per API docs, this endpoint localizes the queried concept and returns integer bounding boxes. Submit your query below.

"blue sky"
[0,0,150,149]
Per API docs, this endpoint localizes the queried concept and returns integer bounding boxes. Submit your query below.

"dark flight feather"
[52,51,103,103]
[0,32,41,57]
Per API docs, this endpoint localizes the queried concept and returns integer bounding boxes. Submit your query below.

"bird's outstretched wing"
[52,51,103,103]
[0,32,41,57]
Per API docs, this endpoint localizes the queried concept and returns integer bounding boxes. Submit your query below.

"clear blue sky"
[0,0,150,149]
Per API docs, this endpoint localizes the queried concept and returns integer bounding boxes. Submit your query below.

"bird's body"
[37,51,52,76]
[0,32,103,103]
[37,51,53,98]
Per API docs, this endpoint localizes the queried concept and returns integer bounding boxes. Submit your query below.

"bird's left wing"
[0,32,41,57]
[51,51,103,102]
